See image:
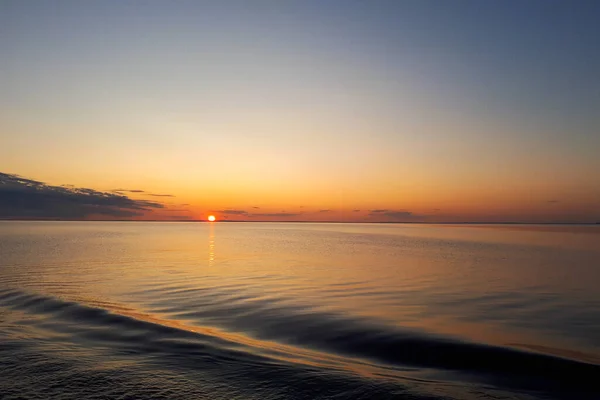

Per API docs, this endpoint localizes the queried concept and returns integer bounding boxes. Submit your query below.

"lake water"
[1,221,598,399]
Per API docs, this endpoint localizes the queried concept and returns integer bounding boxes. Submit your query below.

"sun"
[208,215,216,222]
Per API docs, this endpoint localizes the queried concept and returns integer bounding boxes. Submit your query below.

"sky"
[1,0,599,222]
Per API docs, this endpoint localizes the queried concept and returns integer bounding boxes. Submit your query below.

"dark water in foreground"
[1,222,599,399]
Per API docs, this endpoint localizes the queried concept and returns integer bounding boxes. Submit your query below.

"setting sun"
[208,215,216,222]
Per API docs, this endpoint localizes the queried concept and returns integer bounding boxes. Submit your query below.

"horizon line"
[1,219,599,225]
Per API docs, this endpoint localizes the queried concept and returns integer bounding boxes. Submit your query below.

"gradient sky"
[1,0,599,222]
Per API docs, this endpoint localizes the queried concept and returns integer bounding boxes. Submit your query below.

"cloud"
[368,209,423,220]
[112,189,175,198]
[252,206,260,209]
[251,212,302,217]
[167,215,193,220]
[0,172,164,219]
[219,209,249,215]
[112,189,145,193]
[216,209,305,218]
[547,200,559,204]
[318,209,332,213]
[353,209,361,212]
[146,193,175,197]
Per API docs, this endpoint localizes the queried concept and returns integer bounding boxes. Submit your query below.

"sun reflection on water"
[208,223,215,267]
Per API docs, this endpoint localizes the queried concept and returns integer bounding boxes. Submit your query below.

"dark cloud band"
[0,172,163,219]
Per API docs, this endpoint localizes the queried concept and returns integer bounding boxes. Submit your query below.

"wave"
[134,282,600,392]
[1,287,598,399]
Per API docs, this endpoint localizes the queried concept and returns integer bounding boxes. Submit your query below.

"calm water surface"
[1,222,599,399]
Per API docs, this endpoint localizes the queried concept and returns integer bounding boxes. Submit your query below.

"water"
[1,221,598,399]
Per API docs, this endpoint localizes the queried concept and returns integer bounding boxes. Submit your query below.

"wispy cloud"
[368,209,423,220]
[0,172,163,219]
[112,189,145,193]
[219,209,249,215]
[217,209,305,218]
[318,209,332,213]
[251,212,302,217]
[352,209,361,212]
[146,193,175,197]
[112,189,174,198]
[167,215,193,220]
